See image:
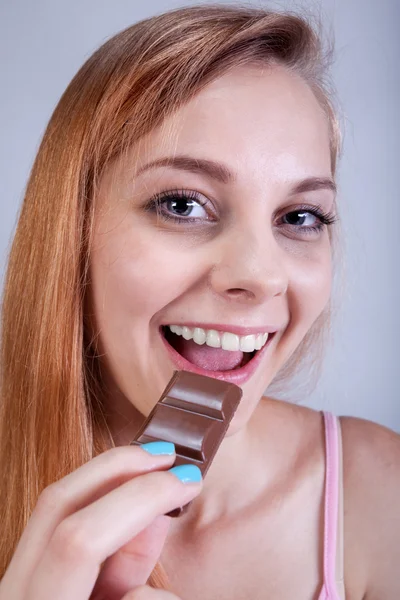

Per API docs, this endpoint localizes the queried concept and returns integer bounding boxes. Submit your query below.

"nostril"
[226,288,255,300]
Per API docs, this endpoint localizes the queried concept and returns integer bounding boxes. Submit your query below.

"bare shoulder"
[340,416,400,599]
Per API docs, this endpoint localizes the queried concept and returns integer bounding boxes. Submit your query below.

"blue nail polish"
[168,464,202,483]
[140,441,175,455]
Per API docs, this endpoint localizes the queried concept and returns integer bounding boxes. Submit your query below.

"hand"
[0,444,202,600]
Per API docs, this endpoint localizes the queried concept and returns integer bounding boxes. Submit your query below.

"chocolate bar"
[130,370,242,517]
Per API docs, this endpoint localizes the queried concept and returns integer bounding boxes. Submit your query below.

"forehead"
[127,65,332,182]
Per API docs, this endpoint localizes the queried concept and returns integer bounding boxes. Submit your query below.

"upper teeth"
[167,325,269,353]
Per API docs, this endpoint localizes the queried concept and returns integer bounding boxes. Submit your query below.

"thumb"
[90,515,171,600]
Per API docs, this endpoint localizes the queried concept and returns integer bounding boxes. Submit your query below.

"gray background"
[1,0,399,431]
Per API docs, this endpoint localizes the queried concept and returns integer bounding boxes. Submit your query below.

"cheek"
[288,242,332,331]
[90,225,197,328]
[273,241,332,367]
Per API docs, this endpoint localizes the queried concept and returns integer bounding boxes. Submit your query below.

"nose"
[209,227,289,305]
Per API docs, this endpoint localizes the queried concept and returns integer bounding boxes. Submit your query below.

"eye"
[143,189,214,223]
[162,195,207,219]
[280,205,337,235]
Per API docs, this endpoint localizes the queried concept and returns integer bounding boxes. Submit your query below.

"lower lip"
[160,328,275,385]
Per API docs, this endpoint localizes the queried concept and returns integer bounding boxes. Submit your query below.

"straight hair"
[0,3,343,589]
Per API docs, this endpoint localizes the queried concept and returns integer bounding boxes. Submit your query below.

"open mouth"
[162,326,258,371]
[160,325,275,384]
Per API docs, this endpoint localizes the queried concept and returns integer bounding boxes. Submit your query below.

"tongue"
[173,337,244,371]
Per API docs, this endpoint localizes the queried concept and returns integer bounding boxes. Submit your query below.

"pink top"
[317,411,345,600]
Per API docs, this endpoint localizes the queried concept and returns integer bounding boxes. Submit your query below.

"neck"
[167,397,288,538]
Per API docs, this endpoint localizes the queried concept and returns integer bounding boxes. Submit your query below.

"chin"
[224,385,266,440]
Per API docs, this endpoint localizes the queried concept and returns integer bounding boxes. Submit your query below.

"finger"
[121,585,181,599]
[3,446,175,599]
[91,515,171,600]
[28,468,202,600]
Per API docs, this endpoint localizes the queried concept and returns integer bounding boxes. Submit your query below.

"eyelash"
[144,188,338,235]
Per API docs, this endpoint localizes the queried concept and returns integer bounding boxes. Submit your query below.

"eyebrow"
[135,155,337,196]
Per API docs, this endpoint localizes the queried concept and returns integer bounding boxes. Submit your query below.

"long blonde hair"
[0,2,343,589]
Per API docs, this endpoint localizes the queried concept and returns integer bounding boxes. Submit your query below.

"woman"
[0,3,398,599]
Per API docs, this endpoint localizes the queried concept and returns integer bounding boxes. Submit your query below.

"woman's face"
[88,65,335,440]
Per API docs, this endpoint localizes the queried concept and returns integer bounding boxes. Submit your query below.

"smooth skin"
[1,64,399,599]
[87,65,399,597]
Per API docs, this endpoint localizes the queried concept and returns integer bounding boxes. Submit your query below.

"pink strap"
[322,411,341,595]
[318,412,345,600]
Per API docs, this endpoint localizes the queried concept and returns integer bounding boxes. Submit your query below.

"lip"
[160,322,280,336]
[160,327,276,385]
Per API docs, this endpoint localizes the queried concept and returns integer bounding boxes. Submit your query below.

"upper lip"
[160,322,282,336]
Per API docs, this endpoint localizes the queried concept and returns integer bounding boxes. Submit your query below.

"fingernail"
[168,464,202,483]
[140,441,175,455]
